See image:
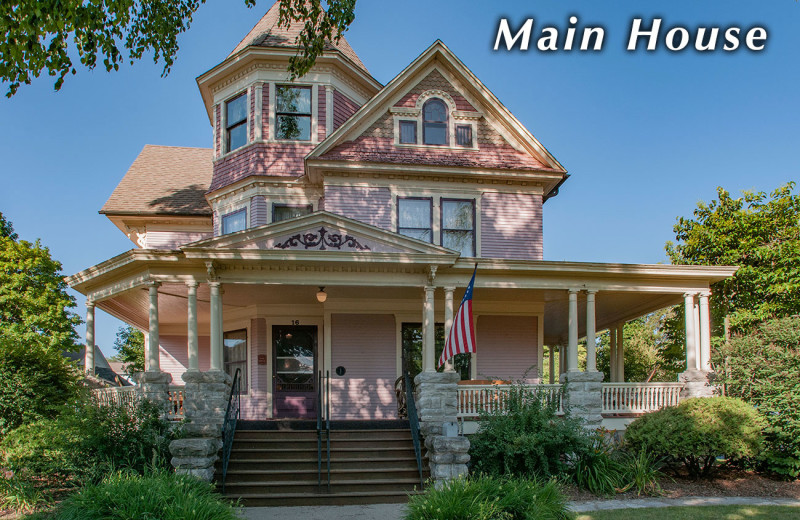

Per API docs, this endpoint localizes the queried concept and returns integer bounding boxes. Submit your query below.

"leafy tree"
[113,325,145,376]
[666,182,800,333]
[1,0,356,97]
[0,212,17,240]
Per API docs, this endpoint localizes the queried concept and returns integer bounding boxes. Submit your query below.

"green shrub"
[1,397,178,485]
[405,474,572,520]
[624,397,765,479]
[620,448,665,496]
[45,470,238,520]
[0,471,48,513]
[469,384,591,480]
[572,434,629,497]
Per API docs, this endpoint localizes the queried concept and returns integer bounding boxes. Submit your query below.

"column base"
[414,371,460,438]
[679,369,715,398]
[560,371,604,430]
[426,435,469,488]
[134,370,172,410]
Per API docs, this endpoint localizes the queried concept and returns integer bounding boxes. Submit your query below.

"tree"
[113,325,145,376]
[666,182,800,334]
[1,0,356,97]
[0,212,17,240]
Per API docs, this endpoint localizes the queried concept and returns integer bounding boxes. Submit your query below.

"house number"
[291,320,300,325]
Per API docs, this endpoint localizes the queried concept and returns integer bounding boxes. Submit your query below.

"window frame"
[422,98,449,146]
[440,198,476,257]
[397,197,433,243]
[272,203,313,223]
[223,328,248,394]
[225,91,249,153]
[221,207,247,235]
[275,85,313,142]
[456,124,473,147]
[399,120,417,144]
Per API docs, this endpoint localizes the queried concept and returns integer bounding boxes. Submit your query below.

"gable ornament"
[274,227,371,251]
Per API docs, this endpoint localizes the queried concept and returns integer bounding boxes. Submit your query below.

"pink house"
[69,2,735,502]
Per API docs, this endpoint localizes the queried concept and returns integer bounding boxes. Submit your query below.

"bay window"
[276,85,312,141]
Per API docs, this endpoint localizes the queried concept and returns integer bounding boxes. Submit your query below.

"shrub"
[0,471,48,513]
[620,448,665,496]
[405,474,572,520]
[572,434,629,497]
[45,470,238,520]
[469,384,591,480]
[624,397,765,479]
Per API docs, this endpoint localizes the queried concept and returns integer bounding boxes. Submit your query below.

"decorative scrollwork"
[274,227,371,251]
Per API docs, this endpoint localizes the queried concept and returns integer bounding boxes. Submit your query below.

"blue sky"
[1,0,798,357]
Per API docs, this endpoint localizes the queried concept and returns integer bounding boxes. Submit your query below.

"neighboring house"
[66,346,130,387]
[68,2,735,424]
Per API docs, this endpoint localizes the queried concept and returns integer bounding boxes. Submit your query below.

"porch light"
[316,287,327,303]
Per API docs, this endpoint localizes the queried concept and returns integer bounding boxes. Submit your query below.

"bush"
[624,397,765,479]
[1,397,178,486]
[405,474,572,520]
[716,317,800,478]
[572,434,629,497]
[469,384,591,479]
[44,470,238,520]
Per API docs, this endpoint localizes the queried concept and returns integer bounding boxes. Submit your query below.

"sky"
[1,0,798,357]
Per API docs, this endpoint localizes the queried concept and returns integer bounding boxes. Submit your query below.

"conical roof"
[228,1,369,75]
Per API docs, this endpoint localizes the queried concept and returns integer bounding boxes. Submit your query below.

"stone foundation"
[427,435,469,488]
[679,369,715,398]
[170,370,232,481]
[560,370,604,430]
[135,370,172,410]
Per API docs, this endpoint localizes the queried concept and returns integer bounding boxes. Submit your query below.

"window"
[423,99,448,145]
[399,120,417,144]
[225,92,248,152]
[221,208,246,235]
[223,329,248,393]
[398,197,432,243]
[276,85,312,140]
[456,125,473,147]
[441,199,475,256]
[273,204,313,223]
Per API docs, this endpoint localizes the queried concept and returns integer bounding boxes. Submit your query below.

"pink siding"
[145,231,212,249]
[241,318,269,420]
[333,90,359,130]
[394,70,478,112]
[323,185,392,230]
[476,316,538,381]
[158,335,211,384]
[250,196,267,227]
[210,142,314,192]
[262,84,269,140]
[318,86,327,141]
[330,314,398,420]
[480,193,543,260]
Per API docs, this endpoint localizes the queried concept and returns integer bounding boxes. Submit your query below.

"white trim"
[325,85,334,137]
[270,83,316,144]
[218,89,250,158]
[254,83,263,141]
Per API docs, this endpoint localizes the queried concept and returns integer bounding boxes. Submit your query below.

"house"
[68,1,736,501]
[65,345,131,388]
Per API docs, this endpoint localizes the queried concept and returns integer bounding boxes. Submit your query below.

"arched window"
[423,99,448,145]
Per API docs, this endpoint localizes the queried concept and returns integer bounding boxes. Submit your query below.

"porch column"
[609,326,617,382]
[85,300,95,376]
[186,281,199,372]
[443,286,455,372]
[699,291,712,371]
[147,282,161,372]
[585,291,597,372]
[559,344,566,375]
[616,322,625,382]
[422,286,436,372]
[567,289,579,373]
[209,281,223,371]
[693,298,701,365]
[684,293,698,371]
[548,345,555,384]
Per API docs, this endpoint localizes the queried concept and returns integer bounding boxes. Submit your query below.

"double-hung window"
[273,204,313,223]
[225,92,248,152]
[397,197,432,243]
[441,199,475,256]
[221,208,246,235]
[223,329,248,394]
[276,86,312,141]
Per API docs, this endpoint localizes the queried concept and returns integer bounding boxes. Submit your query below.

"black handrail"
[325,369,331,492]
[221,368,241,494]
[404,370,424,487]
[316,370,322,488]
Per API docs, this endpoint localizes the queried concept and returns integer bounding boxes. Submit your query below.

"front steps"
[217,421,427,506]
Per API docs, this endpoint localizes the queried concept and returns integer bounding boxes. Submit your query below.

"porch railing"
[167,386,185,420]
[601,382,684,414]
[456,383,563,419]
[92,385,185,421]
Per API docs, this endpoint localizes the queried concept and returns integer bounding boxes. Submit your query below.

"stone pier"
[561,371,604,430]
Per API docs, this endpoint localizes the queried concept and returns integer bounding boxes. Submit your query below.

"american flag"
[439,266,477,368]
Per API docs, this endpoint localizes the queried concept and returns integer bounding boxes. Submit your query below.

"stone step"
[222,457,421,473]
[222,467,426,483]
[231,490,420,507]
[231,437,413,450]
[228,446,417,461]
[222,478,423,495]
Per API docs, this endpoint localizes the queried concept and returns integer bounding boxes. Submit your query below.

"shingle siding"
[210,142,313,192]
[480,192,543,260]
[394,69,477,112]
[333,90,359,130]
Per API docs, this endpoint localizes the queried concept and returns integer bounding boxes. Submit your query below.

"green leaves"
[112,325,145,376]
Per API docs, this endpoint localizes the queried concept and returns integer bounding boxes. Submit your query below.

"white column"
[585,290,597,372]
[548,345,555,384]
[187,281,199,372]
[443,287,455,372]
[85,301,96,376]
[699,291,712,371]
[209,281,222,371]
[567,289,579,372]
[616,322,625,382]
[147,282,161,372]
[422,286,436,372]
[254,84,263,141]
[684,293,698,372]
[693,299,701,368]
[609,327,617,381]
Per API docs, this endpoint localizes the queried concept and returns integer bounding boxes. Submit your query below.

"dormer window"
[276,85,311,141]
[423,99,448,145]
[221,208,247,235]
[225,92,248,152]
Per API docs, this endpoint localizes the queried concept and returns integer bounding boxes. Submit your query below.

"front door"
[272,325,317,419]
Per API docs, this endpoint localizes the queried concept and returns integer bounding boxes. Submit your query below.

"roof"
[228,1,369,75]
[101,145,213,217]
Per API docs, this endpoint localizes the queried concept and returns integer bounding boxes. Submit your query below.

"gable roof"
[228,1,369,76]
[101,145,212,217]
[308,41,567,179]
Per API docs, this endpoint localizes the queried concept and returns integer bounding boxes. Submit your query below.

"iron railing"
[404,370,424,487]
[316,370,331,491]
[220,368,241,494]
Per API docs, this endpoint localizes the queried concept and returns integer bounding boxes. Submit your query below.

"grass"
[576,505,800,520]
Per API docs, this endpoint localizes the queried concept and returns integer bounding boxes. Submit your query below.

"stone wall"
[560,371,604,430]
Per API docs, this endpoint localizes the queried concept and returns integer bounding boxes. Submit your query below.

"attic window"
[225,92,248,152]
[276,85,311,141]
[456,125,473,147]
[423,99,448,145]
[399,120,417,144]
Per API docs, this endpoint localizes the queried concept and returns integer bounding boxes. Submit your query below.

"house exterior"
[69,2,735,486]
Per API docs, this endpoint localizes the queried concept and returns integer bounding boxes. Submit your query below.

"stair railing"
[316,370,322,488]
[220,368,241,494]
[404,369,425,487]
[325,369,331,492]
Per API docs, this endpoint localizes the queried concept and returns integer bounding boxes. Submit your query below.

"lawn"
[576,505,800,520]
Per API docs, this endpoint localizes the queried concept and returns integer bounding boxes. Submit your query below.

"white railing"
[457,383,563,419]
[92,385,185,421]
[601,382,684,414]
